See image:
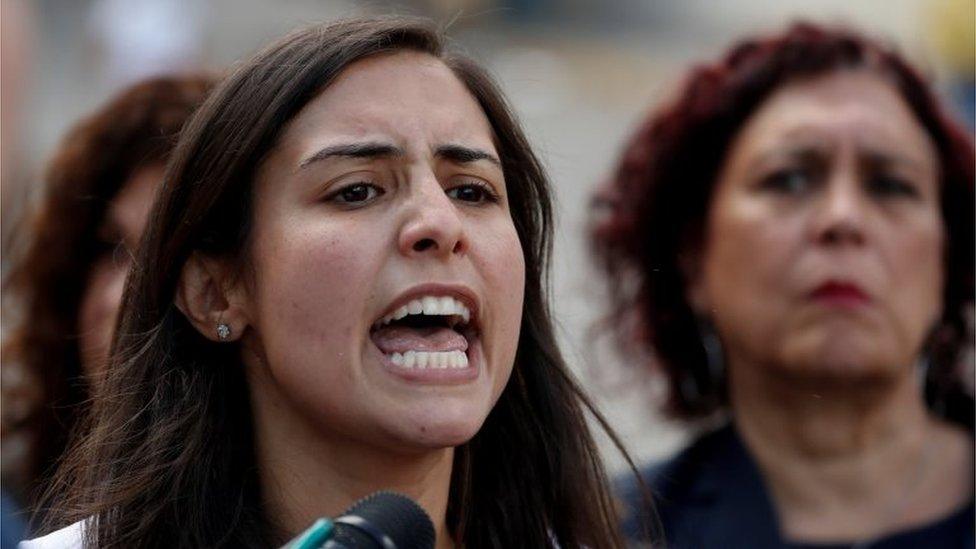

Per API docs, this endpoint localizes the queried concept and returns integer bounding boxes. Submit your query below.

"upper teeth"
[375,295,471,328]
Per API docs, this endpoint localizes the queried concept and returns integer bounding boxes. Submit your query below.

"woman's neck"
[259,433,455,546]
[729,359,973,543]
[246,364,456,548]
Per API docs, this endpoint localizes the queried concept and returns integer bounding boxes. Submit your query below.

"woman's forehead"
[731,70,937,169]
[273,51,497,166]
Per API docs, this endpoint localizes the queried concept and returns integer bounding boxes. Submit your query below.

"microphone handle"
[283,518,334,549]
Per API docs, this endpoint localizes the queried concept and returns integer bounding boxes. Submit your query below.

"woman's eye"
[111,242,132,267]
[761,168,811,194]
[446,182,499,204]
[93,238,131,269]
[329,183,383,205]
[868,174,918,198]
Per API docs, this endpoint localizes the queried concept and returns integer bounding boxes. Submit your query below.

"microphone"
[283,491,436,549]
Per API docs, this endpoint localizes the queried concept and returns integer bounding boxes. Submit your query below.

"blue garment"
[1,492,27,549]
[618,424,975,548]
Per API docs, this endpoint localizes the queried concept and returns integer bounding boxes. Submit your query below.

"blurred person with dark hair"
[1,75,215,519]
[592,22,974,548]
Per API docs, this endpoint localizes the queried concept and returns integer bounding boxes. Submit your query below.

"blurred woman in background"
[593,22,974,548]
[27,17,630,548]
[1,75,214,514]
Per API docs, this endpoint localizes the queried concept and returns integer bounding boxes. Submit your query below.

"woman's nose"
[812,173,867,247]
[397,174,467,258]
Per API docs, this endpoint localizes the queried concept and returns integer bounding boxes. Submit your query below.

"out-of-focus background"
[3,0,973,473]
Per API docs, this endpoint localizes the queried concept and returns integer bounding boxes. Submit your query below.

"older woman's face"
[240,52,525,452]
[690,70,943,379]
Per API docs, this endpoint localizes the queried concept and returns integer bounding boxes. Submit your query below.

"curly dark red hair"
[591,22,975,422]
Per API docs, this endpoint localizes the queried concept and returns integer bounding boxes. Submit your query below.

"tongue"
[370,326,468,354]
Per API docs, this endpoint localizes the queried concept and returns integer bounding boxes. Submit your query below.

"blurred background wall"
[3,0,973,473]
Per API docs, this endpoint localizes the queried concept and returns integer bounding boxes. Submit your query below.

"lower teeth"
[389,350,468,369]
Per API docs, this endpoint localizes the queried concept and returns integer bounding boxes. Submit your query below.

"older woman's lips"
[809,281,870,307]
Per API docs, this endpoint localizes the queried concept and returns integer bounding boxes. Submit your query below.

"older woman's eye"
[446,182,499,204]
[868,174,918,199]
[328,183,384,205]
[761,168,811,194]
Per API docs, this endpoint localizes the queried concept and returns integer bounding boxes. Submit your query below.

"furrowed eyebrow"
[299,142,404,169]
[435,144,501,167]
[749,144,831,172]
[860,149,929,174]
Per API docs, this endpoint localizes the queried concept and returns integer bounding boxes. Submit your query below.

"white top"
[18,520,84,549]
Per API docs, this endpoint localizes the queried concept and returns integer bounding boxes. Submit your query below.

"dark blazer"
[618,423,974,549]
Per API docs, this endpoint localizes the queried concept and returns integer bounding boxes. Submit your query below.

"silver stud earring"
[216,323,231,341]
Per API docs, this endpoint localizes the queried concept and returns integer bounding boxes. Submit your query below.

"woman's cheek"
[485,223,526,385]
[252,219,377,358]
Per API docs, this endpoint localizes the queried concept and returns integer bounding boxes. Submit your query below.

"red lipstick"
[809,280,870,307]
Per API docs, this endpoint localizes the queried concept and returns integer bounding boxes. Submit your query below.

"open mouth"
[369,295,478,370]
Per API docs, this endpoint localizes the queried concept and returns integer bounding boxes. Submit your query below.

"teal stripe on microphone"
[288,518,334,549]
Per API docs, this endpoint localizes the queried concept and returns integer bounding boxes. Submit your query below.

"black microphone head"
[331,490,435,549]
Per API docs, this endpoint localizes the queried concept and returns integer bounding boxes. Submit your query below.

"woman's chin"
[385,410,487,450]
[778,335,907,381]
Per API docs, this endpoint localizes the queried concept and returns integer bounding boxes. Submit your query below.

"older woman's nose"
[813,174,867,247]
[397,173,467,258]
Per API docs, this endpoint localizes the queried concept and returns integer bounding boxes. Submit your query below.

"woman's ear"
[176,252,250,342]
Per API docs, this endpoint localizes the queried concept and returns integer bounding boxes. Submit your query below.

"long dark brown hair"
[591,22,975,422]
[44,17,637,548]
[1,75,214,508]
